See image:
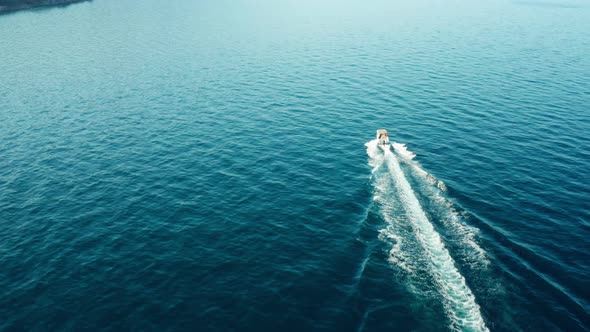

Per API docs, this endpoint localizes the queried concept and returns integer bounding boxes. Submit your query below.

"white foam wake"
[420,184,490,269]
[392,142,447,192]
[366,140,488,332]
[391,142,416,160]
[391,142,489,269]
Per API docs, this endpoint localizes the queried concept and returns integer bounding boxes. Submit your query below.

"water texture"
[0,0,589,331]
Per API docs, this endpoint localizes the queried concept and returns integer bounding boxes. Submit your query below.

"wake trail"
[392,142,447,192]
[392,142,490,269]
[366,140,489,332]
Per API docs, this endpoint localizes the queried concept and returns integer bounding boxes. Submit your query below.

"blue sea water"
[1,0,589,330]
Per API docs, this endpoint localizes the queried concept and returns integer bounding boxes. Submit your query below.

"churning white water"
[366,140,488,332]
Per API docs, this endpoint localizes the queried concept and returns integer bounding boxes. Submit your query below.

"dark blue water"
[1,0,589,330]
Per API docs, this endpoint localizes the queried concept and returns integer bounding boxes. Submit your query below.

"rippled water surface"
[1,0,589,331]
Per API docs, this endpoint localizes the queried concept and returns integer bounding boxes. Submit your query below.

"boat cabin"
[376,129,390,145]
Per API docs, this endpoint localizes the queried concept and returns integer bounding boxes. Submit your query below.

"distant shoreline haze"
[0,0,89,13]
